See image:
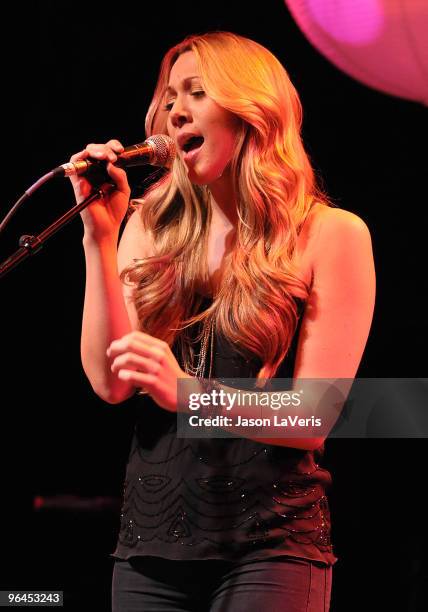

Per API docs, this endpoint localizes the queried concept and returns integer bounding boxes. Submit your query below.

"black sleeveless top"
[113,297,337,565]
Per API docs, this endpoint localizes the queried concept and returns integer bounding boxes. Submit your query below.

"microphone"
[53,134,176,178]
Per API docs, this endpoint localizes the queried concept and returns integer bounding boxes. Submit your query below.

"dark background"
[1,1,426,610]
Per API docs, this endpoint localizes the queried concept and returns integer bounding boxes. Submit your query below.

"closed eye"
[163,90,205,112]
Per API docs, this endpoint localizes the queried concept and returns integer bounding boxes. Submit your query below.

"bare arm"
[292,207,376,380]
[72,139,152,404]
[82,205,153,403]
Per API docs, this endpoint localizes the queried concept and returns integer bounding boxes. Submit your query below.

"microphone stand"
[0,184,115,279]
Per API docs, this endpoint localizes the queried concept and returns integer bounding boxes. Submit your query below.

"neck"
[208,172,238,227]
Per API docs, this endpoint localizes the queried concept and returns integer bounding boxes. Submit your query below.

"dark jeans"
[112,556,332,611]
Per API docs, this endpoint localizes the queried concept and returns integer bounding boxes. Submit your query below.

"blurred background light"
[284,0,428,104]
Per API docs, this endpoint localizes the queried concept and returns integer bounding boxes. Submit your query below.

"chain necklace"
[184,315,215,380]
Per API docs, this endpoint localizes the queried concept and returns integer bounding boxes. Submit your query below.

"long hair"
[121,31,332,380]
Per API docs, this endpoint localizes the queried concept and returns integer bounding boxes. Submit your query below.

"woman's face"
[164,51,240,187]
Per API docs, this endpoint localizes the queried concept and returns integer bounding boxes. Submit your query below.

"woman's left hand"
[107,331,191,412]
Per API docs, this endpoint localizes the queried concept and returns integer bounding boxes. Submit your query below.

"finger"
[111,353,161,375]
[117,369,157,387]
[70,149,90,163]
[106,139,125,153]
[85,143,118,163]
[105,162,130,193]
[108,334,166,357]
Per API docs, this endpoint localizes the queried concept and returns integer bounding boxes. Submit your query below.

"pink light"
[307,0,384,44]
[284,0,428,105]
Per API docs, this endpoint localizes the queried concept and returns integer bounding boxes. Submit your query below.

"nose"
[170,100,192,129]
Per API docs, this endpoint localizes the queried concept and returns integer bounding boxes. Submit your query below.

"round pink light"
[284,0,428,105]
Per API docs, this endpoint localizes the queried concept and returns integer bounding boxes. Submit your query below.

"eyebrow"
[165,76,201,95]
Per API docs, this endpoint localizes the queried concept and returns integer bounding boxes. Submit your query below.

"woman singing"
[70,31,375,611]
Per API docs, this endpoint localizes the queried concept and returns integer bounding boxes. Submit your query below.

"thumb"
[105,163,131,194]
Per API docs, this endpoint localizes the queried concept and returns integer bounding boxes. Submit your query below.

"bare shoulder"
[294,203,373,294]
[317,204,370,233]
[117,198,155,275]
[305,203,372,261]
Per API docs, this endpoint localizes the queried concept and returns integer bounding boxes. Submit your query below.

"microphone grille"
[146,134,176,167]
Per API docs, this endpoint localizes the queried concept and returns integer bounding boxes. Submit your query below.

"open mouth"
[182,136,204,153]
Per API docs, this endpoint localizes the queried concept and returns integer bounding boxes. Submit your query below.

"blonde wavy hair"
[121,31,332,380]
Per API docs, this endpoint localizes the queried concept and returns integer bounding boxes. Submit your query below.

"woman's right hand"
[69,139,131,241]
